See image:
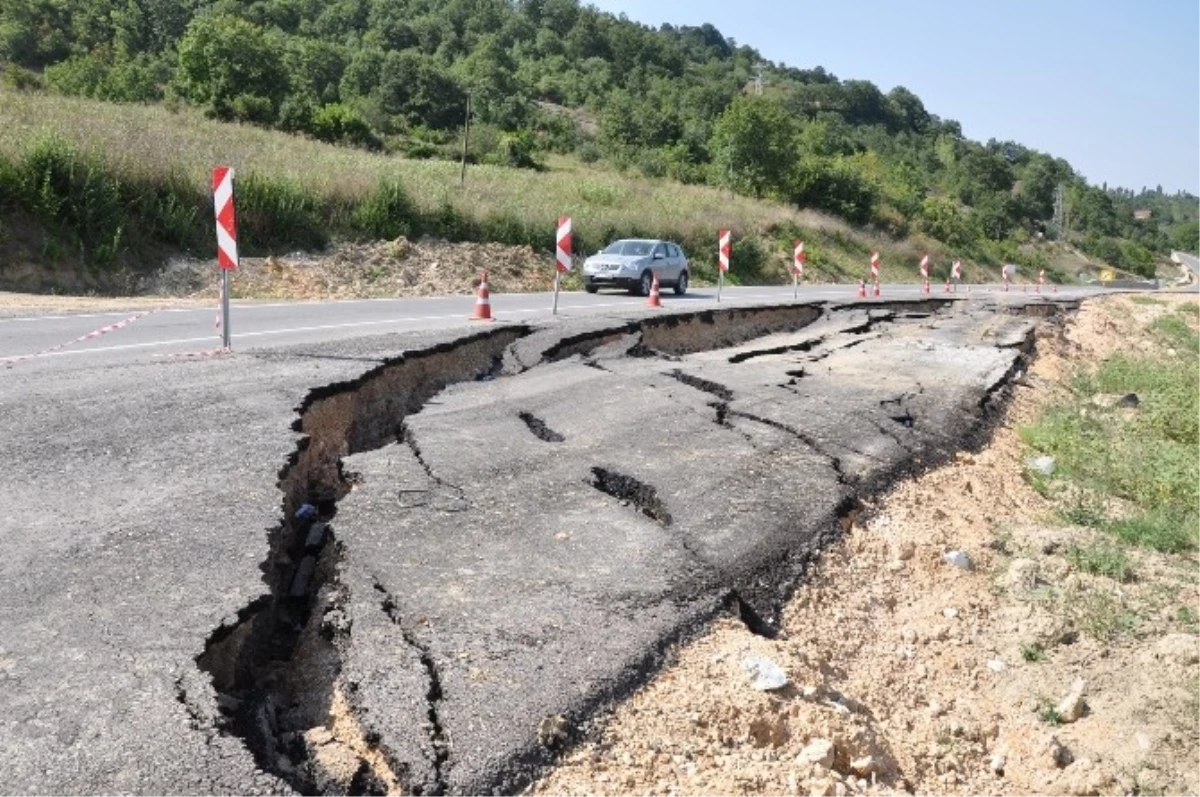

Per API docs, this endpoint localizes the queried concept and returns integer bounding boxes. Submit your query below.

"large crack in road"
[191,298,1067,796]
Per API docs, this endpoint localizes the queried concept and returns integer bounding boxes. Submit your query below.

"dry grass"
[1,88,1004,283]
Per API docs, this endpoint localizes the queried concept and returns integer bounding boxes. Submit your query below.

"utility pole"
[459,92,471,186]
[753,62,768,96]
[1052,183,1065,241]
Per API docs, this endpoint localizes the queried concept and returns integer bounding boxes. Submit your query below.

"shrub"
[352,180,417,240]
[235,174,326,253]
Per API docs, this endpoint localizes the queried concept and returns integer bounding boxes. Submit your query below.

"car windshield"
[602,240,654,256]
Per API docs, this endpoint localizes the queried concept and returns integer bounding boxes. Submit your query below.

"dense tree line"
[1,0,1195,272]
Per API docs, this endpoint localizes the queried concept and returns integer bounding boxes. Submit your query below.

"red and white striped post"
[951,259,962,292]
[553,216,571,315]
[718,229,731,302]
[793,240,805,299]
[920,255,930,294]
[870,252,881,297]
[213,166,238,350]
[1037,268,1045,293]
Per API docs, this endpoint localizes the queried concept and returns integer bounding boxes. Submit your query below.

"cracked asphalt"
[0,295,1070,795]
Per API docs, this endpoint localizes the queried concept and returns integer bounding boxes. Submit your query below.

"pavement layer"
[0,293,1076,796]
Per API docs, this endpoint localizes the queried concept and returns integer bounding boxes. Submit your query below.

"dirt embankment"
[145,238,566,300]
[534,294,1199,797]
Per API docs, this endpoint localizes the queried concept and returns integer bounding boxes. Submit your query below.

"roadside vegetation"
[1,0,1196,292]
[1021,303,1200,557]
[0,90,972,290]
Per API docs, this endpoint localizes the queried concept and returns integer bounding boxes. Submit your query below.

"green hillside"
[0,0,1195,293]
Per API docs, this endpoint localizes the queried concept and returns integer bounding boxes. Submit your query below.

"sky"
[585,0,1200,195]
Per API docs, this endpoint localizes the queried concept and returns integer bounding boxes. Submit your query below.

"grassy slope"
[1,89,1020,292]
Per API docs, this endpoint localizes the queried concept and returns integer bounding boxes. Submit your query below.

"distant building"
[1133,208,1152,220]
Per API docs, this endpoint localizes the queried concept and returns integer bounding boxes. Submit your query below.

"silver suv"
[582,239,689,296]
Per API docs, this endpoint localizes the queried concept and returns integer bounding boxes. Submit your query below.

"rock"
[1154,633,1200,665]
[1055,678,1088,723]
[1006,558,1040,591]
[850,755,877,775]
[989,751,1007,774]
[1025,455,1056,476]
[807,776,836,797]
[1091,392,1139,409]
[887,560,905,572]
[537,714,570,748]
[1046,736,1074,768]
[797,739,836,769]
[304,726,334,747]
[896,541,916,561]
[943,608,959,618]
[987,659,1007,673]
[744,657,789,691]
[943,550,972,570]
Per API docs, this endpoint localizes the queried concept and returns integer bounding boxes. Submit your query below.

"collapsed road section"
[196,296,1071,795]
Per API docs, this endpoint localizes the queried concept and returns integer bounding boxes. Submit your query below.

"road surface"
[2,282,1099,374]
[0,287,1093,794]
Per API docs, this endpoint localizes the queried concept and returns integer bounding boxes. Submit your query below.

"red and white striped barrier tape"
[164,275,231,360]
[2,310,152,369]
[215,275,223,332]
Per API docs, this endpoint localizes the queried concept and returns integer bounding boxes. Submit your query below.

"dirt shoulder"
[533,294,1199,797]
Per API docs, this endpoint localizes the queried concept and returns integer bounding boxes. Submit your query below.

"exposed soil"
[533,294,1200,797]
[144,238,569,301]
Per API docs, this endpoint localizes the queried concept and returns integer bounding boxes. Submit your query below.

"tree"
[173,13,289,123]
[708,95,796,198]
[1171,221,1199,253]
[885,85,929,133]
[377,50,466,130]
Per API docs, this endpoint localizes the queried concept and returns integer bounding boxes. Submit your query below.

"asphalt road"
[0,286,1094,795]
[2,282,1100,374]
[1173,251,1200,276]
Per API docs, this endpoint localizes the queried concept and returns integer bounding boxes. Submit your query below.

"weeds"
[1021,642,1046,662]
[1066,588,1139,642]
[1152,314,1200,356]
[1066,543,1134,583]
[1021,315,1199,555]
[1037,697,1061,725]
[1109,508,1197,554]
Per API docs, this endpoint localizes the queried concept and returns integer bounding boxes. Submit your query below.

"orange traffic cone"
[922,280,930,295]
[873,281,881,298]
[647,273,663,308]
[944,280,951,294]
[471,270,494,321]
[858,279,866,298]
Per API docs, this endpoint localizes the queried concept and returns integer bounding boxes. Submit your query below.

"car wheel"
[585,284,598,294]
[635,271,653,297]
[674,270,688,295]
